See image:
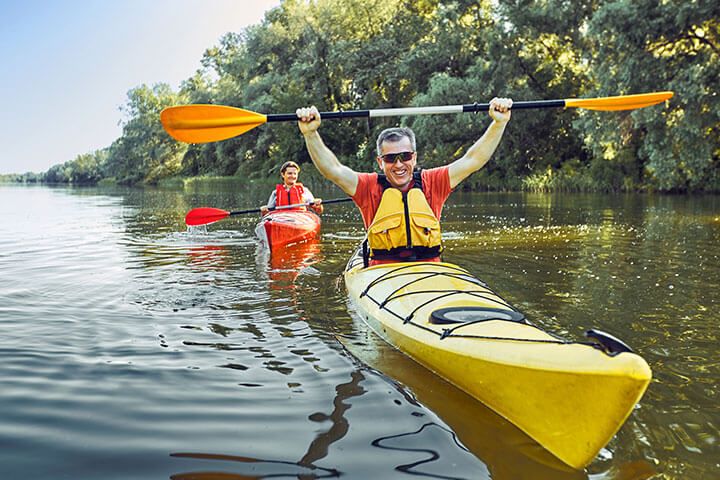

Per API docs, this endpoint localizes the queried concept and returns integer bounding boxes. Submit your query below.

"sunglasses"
[379,151,415,164]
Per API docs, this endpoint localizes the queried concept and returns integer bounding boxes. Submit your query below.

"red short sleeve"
[420,166,452,220]
[351,172,382,229]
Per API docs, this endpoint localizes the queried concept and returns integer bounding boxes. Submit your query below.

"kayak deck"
[344,250,651,469]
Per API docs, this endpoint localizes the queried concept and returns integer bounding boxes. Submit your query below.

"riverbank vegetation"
[5,0,718,192]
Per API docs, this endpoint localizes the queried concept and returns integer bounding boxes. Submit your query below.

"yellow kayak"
[344,250,651,469]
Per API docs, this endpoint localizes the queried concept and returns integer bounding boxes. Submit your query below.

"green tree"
[69,150,106,184]
[104,84,189,184]
[579,0,719,191]
[35,0,718,192]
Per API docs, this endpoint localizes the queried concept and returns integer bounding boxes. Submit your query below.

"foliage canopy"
[12,0,718,192]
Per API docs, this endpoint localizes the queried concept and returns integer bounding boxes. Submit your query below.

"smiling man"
[296,97,512,265]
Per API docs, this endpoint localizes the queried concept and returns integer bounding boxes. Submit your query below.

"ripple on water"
[3,187,719,479]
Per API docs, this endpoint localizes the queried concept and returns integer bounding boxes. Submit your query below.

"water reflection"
[258,239,324,291]
[3,185,717,479]
[337,323,585,480]
[171,452,340,479]
[301,370,364,468]
[170,369,365,479]
[105,188,720,477]
[187,244,230,270]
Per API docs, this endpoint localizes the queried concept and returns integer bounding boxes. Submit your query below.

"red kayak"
[254,210,321,249]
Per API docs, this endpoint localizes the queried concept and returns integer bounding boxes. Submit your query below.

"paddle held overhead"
[160,91,674,144]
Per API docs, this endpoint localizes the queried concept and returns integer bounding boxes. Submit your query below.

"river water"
[0,182,718,479]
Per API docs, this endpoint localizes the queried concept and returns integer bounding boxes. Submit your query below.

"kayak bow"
[344,249,651,469]
[255,210,321,249]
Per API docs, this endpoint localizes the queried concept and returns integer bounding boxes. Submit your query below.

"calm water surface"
[0,183,718,479]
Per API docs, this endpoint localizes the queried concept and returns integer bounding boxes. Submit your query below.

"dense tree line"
[11,0,718,192]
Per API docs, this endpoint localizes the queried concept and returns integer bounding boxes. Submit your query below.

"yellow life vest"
[367,180,442,261]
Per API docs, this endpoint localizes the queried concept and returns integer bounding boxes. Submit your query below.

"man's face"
[282,167,299,186]
[376,137,417,189]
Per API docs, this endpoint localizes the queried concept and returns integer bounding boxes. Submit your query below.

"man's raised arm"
[448,97,513,189]
[297,106,359,196]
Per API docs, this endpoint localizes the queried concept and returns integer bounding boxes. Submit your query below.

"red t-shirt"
[351,167,452,228]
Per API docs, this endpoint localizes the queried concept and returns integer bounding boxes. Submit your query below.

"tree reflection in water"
[169,369,365,479]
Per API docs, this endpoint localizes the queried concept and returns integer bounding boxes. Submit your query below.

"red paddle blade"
[185,207,231,226]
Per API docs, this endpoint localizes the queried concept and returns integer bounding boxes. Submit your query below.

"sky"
[0,0,281,174]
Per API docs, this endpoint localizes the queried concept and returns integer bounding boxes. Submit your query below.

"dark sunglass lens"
[382,152,413,163]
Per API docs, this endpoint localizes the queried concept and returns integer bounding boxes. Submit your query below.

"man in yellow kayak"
[260,160,324,216]
[296,97,512,265]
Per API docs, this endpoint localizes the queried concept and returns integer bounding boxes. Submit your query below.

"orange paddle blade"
[160,105,267,143]
[565,91,673,111]
[185,207,231,226]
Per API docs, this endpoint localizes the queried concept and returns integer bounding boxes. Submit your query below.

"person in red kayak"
[260,160,323,215]
[295,97,512,265]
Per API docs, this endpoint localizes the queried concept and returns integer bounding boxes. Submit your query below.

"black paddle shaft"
[228,197,353,216]
[268,111,371,122]
[462,99,566,111]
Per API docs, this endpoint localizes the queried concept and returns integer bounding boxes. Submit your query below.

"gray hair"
[376,127,416,156]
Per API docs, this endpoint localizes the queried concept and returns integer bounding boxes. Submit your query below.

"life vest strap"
[362,238,370,268]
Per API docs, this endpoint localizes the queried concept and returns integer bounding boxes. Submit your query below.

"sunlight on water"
[444,193,720,479]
